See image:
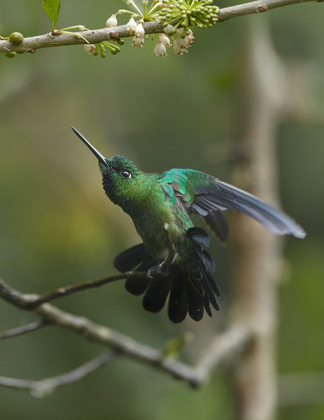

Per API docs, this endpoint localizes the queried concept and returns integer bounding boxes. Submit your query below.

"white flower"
[175,36,189,48]
[106,14,118,28]
[173,42,188,55]
[135,23,145,38]
[158,33,171,47]
[186,29,195,43]
[132,36,144,47]
[153,41,167,57]
[172,29,194,55]
[84,44,96,54]
[126,17,137,34]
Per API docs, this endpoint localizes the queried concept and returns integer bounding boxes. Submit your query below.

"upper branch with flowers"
[0,0,320,58]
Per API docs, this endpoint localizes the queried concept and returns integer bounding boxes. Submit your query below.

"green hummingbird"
[71,127,306,323]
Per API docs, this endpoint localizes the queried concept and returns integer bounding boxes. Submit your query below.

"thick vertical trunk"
[231,20,286,420]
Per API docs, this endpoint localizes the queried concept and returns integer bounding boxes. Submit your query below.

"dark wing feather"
[178,169,305,239]
[187,227,210,248]
[201,179,306,238]
[204,211,229,243]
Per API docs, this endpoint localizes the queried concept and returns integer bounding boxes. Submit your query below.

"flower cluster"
[82,0,219,58]
[122,0,217,57]
[151,28,194,57]
[173,28,194,55]
[157,0,219,32]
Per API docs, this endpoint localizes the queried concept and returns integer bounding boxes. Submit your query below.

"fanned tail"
[113,228,220,323]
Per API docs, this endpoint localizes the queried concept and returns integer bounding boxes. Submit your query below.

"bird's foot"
[147,261,170,279]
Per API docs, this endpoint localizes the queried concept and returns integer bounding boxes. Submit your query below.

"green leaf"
[41,0,60,32]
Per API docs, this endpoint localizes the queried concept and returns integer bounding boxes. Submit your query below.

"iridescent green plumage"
[72,127,306,323]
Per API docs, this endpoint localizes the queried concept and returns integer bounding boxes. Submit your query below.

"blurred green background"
[0,1,324,419]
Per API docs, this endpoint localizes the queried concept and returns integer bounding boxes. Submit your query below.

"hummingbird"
[71,127,306,323]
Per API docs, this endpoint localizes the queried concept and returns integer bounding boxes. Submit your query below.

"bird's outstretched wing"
[161,169,306,240]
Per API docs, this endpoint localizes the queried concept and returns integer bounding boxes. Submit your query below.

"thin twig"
[28,272,146,308]
[0,320,47,340]
[0,0,319,53]
[194,323,253,383]
[0,278,252,387]
[0,352,117,394]
[0,272,145,309]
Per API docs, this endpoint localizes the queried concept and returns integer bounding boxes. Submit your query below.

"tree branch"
[0,0,319,53]
[26,272,145,308]
[0,273,145,309]
[0,278,252,388]
[0,320,46,340]
[0,352,117,395]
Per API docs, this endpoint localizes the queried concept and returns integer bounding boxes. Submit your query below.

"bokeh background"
[0,1,324,419]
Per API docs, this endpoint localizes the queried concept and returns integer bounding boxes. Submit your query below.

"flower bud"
[126,17,137,34]
[84,44,96,55]
[153,41,167,57]
[175,36,189,48]
[159,33,171,47]
[135,23,145,38]
[106,14,118,28]
[5,51,17,58]
[132,37,144,47]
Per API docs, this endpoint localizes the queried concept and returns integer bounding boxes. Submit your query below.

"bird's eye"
[120,170,132,179]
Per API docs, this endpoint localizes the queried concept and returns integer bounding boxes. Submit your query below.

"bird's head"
[71,127,147,209]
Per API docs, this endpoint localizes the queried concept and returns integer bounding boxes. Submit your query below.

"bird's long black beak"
[71,127,108,166]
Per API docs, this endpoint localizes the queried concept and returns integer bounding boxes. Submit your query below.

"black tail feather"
[135,258,156,273]
[195,246,215,273]
[115,227,220,322]
[202,293,212,317]
[125,275,150,296]
[143,274,172,313]
[114,243,150,272]
[168,272,187,323]
[187,281,204,322]
[194,242,221,298]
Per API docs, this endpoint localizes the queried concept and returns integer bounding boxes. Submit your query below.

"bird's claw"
[147,262,169,279]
